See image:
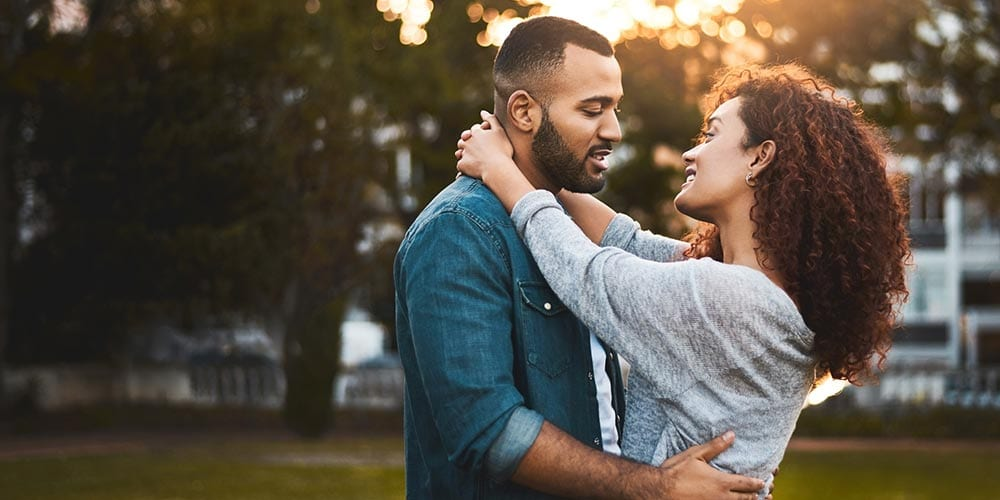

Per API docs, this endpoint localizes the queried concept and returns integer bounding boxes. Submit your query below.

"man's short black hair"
[493,16,614,122]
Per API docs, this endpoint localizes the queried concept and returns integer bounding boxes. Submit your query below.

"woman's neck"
[717,220,788,293]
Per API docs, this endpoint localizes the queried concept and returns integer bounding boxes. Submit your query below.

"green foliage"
[3,1,388,362]
[1,0,998,427]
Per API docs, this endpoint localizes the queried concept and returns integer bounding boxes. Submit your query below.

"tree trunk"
[281,290,345,438]
[0,113,10,410]
[0,0,32,412]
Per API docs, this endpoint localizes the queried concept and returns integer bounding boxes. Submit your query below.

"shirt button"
[587,371,594,381]
[593,437,601,446]
[543,302,552,311]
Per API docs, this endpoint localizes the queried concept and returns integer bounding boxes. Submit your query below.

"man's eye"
[583,109,601,117]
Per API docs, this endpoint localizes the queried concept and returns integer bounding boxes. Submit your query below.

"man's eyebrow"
[579,95,621,106]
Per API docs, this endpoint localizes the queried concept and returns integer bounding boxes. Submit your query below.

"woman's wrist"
[480,157,518,188]
[484,158,534,213]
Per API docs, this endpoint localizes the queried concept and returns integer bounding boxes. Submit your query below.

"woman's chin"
[673,196,710,223]
[673,192,693,216]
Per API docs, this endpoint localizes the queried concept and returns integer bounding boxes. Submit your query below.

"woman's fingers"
[481,110,503,131]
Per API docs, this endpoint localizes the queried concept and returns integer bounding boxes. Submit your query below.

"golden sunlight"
[805,376,851,407]
[376,0,434,45]
[50,0,89,35]
[377,0,774,48]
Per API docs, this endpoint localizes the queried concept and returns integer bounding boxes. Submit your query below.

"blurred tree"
[3,0,996,424]
[0,0,494,433]
[352,0,495,348]
[401,0,999,234]
[0,0,38,410]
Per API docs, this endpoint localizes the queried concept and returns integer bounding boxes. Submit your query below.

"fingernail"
[723,431,735,443]
[481,110,489,117]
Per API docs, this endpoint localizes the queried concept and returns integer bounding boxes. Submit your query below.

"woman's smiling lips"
[682,166,696,187]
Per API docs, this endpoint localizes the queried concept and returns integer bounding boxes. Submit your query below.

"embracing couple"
[394,16,910,500]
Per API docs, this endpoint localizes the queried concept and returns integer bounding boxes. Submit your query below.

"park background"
[0,0,999,498]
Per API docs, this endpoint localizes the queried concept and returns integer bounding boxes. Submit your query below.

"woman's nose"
[682,146,697,165]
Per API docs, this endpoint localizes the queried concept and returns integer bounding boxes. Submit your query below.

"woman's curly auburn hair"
[683,63,912,384]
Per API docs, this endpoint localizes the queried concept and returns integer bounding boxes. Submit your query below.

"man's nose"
[600,113,623,143]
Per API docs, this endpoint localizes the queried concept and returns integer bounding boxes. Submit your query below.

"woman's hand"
[455,110,535,213]
[456,111,516,183]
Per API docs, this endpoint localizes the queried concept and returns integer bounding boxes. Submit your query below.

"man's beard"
[532,110,606,193]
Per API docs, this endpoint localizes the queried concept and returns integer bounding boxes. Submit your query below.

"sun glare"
[50,0,89,35]
[805,376,851,407]
[377,0,773,48]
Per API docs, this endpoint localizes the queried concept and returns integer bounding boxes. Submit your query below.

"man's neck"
[512,148,558,194]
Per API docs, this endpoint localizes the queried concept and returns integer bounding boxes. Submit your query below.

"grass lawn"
[0,435,406,500]
[1,435,998,499]
[776,447,1000,500]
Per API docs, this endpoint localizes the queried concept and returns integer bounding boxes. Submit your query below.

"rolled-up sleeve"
[484,406,545,481]
[398,209,535,476]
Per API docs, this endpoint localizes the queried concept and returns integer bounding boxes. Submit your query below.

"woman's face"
[674,97,758,224]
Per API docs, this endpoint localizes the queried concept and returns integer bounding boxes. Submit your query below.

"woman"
[455,64,911,496]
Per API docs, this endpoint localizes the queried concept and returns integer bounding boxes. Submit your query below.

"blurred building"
[334,307,402,410]
[850,156,1000,408]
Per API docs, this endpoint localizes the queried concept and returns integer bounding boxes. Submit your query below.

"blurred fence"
[334,355,404,410]
[3,361,286,411]
[3,355,405,411]
[854,366,1000,409]
[188,361,285,408]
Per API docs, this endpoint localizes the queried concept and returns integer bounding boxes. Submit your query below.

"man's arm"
[509,422,764,500]
[400,210,529,472]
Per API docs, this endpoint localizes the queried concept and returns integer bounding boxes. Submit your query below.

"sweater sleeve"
[599,213,689,263]
[512,191,775,396]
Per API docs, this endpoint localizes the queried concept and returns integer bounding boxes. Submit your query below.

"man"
[394,16,765,499]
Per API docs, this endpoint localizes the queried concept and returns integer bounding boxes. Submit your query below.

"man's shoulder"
[410,176,512,233]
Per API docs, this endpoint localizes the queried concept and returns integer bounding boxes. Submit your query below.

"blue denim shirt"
[394,176,626,499]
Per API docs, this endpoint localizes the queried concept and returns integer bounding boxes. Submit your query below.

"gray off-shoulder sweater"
[511,190,817,496]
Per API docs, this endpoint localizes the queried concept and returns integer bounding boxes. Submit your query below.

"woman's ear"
[751,139,777,172]
[507,90,541,133]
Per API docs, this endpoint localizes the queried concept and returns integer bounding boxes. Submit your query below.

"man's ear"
[751,139,777,172]
[507,90,541,134]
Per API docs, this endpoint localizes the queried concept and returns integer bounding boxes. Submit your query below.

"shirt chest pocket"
[518,281,574,378]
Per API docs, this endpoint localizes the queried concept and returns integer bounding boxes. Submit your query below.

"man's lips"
[589,147,613,170]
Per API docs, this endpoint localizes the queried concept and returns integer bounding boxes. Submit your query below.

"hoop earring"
[745,170,758,188]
